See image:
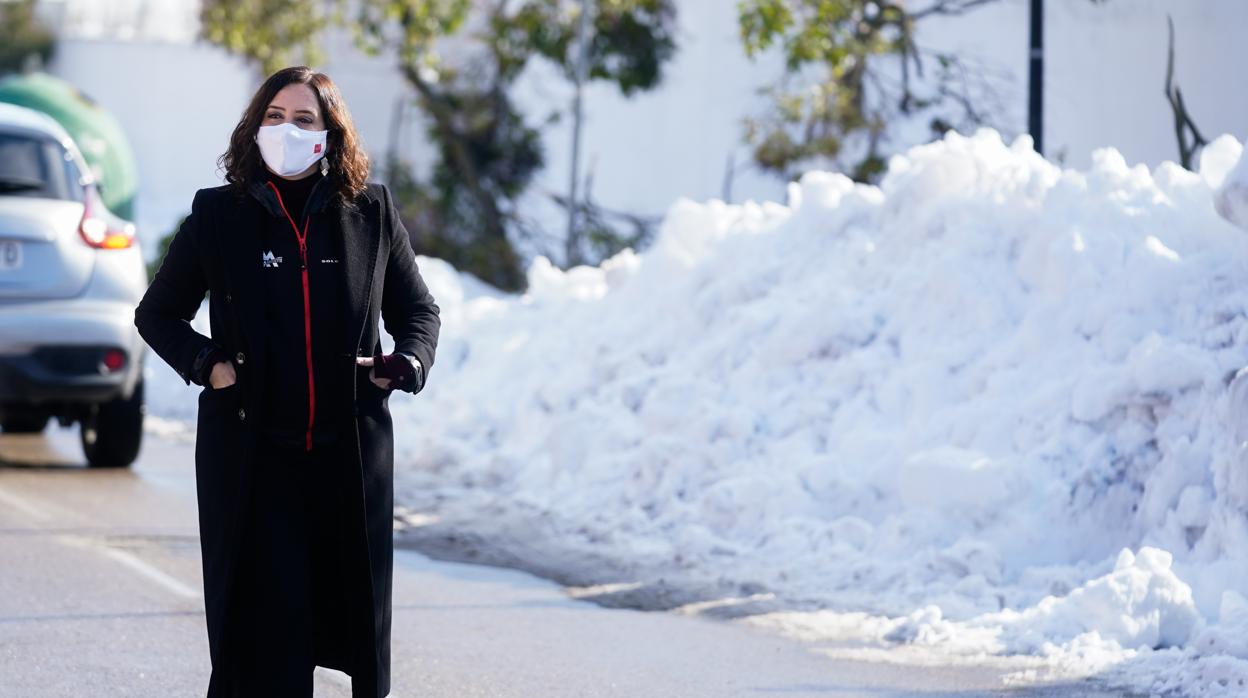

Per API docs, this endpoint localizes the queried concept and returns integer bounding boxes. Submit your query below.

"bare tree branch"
[911,0,1000,21]
[1164,14,1207,169]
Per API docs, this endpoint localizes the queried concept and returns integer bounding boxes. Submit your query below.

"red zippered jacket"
[255,170,349,449]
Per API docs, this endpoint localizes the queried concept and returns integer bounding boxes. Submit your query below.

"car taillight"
[101,349,127,373]
[78,187,135,249]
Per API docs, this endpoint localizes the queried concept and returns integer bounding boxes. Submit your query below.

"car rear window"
[0,132,79,202]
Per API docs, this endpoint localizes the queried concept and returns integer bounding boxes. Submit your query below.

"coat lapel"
[338,202,378,355]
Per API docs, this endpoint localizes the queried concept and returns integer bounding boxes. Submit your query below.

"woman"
[134,66,440,697]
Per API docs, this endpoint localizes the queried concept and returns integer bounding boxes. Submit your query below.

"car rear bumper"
[0,298,143,406]
[0,349,130,404]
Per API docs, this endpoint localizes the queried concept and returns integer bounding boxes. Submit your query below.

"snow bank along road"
[0,426,1139,697]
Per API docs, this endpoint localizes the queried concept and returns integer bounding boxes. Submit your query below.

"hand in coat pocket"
[208,360,237,390]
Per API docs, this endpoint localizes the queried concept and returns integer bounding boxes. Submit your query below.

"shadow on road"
[0,428,127,472]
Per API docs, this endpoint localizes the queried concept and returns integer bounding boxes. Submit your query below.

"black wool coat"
[134,174,440,698]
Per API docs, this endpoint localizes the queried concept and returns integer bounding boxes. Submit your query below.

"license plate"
[0,240,20,271]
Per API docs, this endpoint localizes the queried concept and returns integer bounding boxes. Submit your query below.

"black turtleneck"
[266,169,323,221]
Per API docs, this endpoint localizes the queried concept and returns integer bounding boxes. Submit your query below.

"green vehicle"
[0,71,138,222]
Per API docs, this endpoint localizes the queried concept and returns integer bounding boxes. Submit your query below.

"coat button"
[237,408,246,421]
[235,352,245,365]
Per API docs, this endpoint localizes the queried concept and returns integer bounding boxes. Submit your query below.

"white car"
[0,102,146,467]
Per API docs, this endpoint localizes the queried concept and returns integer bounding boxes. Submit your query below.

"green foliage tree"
[0,0,56,75]
[736,0,1005,184]
[200,0,337,77]
[202,0,677,290]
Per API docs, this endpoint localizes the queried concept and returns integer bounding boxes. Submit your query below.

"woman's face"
[263,83,326,131]
[260,83,327,179]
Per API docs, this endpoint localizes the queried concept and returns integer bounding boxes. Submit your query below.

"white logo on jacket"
[261,250,283,268]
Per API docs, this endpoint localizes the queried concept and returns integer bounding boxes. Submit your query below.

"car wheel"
[81,378,144,468]
[1,412,49,433]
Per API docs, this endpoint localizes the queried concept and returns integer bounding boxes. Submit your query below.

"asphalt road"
[0,424,1141,698]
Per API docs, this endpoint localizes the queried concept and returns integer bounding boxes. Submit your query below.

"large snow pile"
[387,128,1248,693]
[379,129,1248,691]
[145,127,1217,693]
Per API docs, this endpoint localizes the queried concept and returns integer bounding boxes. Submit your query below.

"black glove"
[372,351,423,392]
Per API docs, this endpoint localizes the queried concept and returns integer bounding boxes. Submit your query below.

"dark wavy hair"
[218,66,369,208]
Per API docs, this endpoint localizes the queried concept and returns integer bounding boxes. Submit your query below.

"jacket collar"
[245,168,337,218]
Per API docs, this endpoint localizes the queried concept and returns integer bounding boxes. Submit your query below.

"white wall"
[505,0,1248,258]
[1045,0,1248,168]
[921,0,1248,168]
[39,0,1248,267]
[507,0,788,256]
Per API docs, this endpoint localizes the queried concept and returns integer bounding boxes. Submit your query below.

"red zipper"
[265,181,316,452]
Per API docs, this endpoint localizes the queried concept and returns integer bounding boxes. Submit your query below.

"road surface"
[0,424,1140,697]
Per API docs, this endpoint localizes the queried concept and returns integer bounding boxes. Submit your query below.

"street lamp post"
[1028,0,1044,155]
[566,0,593,268]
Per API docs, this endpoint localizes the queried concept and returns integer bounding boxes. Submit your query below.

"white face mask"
[254,122,329,177]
